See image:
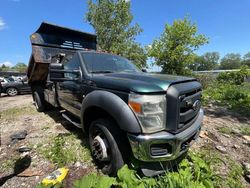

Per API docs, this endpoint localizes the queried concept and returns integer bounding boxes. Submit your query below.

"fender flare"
[81,90,142,133]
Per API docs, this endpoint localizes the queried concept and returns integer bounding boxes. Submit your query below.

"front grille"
[166,81,202,134]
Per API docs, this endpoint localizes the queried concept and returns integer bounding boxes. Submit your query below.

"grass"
[218,124,250,136]
[202,82,250,117]
[219,127,233,135]
[0,157,19,172]
[0,105,37,120]
[37,133,91,167]
[239,125,250,136]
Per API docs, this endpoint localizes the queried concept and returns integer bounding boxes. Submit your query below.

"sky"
[1,0,250,70]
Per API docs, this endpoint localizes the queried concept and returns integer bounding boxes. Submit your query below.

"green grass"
[202,82,250,117]
[0,105,36,120]
[239,125,250,136]
[0,157,18,172]
[218,124,250,136]
[219,127,233,135]
[73,147,246,188]
[37,133,91,167]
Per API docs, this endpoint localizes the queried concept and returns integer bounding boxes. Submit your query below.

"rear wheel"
[6,87,18,96]
[33,91,46,112]
[89,118,126,176]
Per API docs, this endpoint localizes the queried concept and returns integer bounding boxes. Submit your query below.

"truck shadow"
[43,108,90,149]
[204,106,250,123]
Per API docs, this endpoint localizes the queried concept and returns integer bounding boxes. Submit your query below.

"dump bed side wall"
[27,22,97,84]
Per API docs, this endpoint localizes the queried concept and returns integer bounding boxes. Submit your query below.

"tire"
[89,118,127,176]
[6,87,18,96]
[33,91,46,112]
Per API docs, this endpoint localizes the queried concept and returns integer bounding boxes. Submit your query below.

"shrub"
[194,74,216,89]
[217,66,249,85]
[202,82,250,116]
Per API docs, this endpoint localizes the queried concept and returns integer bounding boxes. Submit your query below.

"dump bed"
[27,22,97,84]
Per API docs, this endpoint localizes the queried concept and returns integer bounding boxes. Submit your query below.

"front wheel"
[89,118,126,176]
[6,87,18,96]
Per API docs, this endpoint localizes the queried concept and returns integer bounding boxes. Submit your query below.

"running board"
[62,113,81,128]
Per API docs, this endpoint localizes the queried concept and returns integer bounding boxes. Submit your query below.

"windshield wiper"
[90,70,114,73]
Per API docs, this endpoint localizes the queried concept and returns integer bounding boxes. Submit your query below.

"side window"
[64,55,80,79]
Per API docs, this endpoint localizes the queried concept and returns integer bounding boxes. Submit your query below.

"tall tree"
[12,63,27,73]
[220,53,241,70]
[148,17,208,75]
[86,0,147,68]
[190,52,220,71]
[242,52,250,67]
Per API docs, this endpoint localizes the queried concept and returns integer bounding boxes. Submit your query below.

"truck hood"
[91,72,196,93]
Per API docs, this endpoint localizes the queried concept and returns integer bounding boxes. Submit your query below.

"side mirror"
[141,68,147,73]
[49,63,80,82]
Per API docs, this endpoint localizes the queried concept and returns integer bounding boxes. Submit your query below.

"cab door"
[57,54,84,117]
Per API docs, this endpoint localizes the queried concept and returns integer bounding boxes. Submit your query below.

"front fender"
[81,90,141,133]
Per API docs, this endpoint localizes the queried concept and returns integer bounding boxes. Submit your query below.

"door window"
[64,54,80,79]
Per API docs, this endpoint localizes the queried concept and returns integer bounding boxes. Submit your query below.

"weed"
[0,105,36,120]
[202,82,250,116]
[0,158,17,172]
[239,126,250,136]
[219,127,233,135]
[74,152,219,188]
[38,133,91,167]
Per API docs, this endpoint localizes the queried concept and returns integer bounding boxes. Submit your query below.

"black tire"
[89,118,128,176]
[33,91,46,112]
[6,87,18,96]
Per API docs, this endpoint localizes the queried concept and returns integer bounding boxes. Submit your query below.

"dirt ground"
[0,94,250,187]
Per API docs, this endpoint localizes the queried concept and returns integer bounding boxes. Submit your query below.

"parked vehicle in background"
[0,77,11,85]
[1,76,31,96]
[27,22,203,176]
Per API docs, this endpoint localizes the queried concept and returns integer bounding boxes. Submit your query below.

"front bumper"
[127,109,203,162]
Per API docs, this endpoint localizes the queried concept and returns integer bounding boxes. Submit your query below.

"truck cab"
[27,22,203,176]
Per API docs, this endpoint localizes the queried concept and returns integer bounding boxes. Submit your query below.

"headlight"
[128,94,166,133]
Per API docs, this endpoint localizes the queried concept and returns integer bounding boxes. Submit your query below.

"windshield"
[81,52,140,73]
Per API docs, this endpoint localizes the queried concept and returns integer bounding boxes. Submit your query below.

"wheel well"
[83,106,132,162]
[5,87,18,93]
[31,84,45,101]
[83,106,115,133]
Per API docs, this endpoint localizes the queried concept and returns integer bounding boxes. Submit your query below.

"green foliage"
[0,62,27,73]
[202,82,250,116]
[74,153,220,188]
[239,125,250,136]
[190,52,220,71]
[194,74,216,89]
[148,16,208,75]
[242,52,250,67]
[86,0,147,68]
[74,173,117,188]
[217,66,249,85]
[219,53,242,70]
[12,63,28,73]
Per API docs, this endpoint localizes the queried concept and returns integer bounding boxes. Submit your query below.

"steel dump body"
[27,22,97,84]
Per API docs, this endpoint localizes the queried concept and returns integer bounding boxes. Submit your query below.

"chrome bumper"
[127,109,203,162]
